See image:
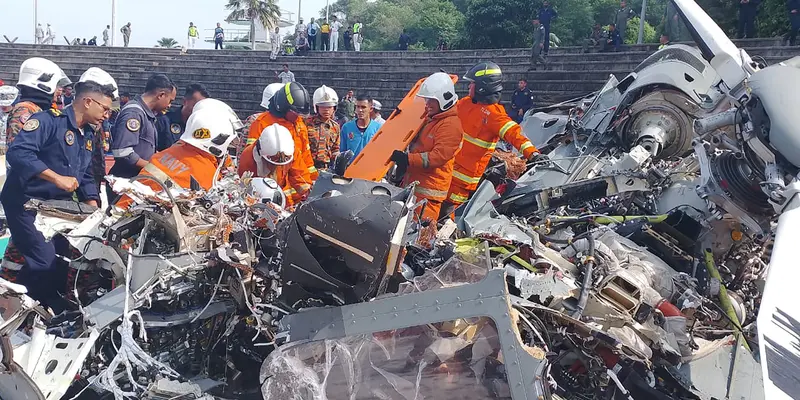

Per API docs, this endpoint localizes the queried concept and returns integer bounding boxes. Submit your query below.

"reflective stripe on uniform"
[420,152,430,169]
[308,165,318,175]
[285,188,297,196]
[246,138,257,145]
[498,121,517,140]
[520,141,534,152]
[284,83,294,104]
[112,147,135,157]
[449,193,469,203]
[414,186,447,200]
[474,68,501,77]
[297,183,311,192]
[452,170,481,185]
[462,134,497,150]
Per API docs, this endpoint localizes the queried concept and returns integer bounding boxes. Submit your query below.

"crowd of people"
[288,16,365,56]
[0,56,546,305]
[35,23,130,47]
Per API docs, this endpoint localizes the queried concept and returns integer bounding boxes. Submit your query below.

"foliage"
[321,0,790,50]
[156,37,179,48]
[625,17,658,43]
[225,0,281,30]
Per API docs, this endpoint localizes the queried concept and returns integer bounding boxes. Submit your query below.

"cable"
[571,232,595,319]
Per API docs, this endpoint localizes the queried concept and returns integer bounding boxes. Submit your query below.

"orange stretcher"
[344,74,459,181]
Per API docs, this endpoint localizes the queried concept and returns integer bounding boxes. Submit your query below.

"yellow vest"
[189,26,198,37]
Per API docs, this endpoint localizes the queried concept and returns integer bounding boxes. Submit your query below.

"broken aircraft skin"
[0,0,799,398]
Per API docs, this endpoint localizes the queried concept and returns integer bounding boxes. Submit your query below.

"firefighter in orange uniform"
[247,82,318,181]
[114,99,241,208]
[238,123,313,207]
[390,72,463,223]
[442,61,546,218]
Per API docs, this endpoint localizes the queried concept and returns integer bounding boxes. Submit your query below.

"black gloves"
[529,152,549,164]
[390,150,409,177]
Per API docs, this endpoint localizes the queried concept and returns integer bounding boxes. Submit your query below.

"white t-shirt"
[331,21,342,33]
[308,23,320,36]
[270,31,280,43]
[296,23,306,35]
[278,71,295,84]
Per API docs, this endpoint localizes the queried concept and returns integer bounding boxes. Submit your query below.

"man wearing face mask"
[248,82,318,181]
[109,73,177,179]
[0,79,115,308]
[389,72,463,223]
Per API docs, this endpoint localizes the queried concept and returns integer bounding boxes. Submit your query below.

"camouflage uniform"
[4,101,43,153]
[304,115,340,169]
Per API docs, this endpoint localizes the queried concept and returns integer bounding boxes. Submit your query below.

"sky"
[0,0,331,48]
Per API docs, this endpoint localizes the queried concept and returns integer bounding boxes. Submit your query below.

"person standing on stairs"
[308,18,320,50]
[442,62,545,218]
[510,79,534,123]
[103,25,110,46]
[320,19,331,51]
[188,22,199,49]
[788,0,800,45]
[270,27,281,60]
[121,22,132,47]
[353,18,364,51]
[537,1,558,55]
[35,24,44,44]
[109,74,176,181]
[276,64,295,84]
[215,23,225,49]
[529,19,547,71]
[330,15,343,51]
[737,0,761,39]
[614,0,635,43]
[45,24,55,45]
[343,27,353,51]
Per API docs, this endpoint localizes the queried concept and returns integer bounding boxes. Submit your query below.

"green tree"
[626,17,658,43]
[156,37,179,48]
[463,0,538,48]
[225,0,282,50]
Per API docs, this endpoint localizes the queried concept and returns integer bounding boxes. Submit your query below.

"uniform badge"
[170,124,182,134]
[348,132,355,140]
[65,130,75,146]
[86,140,93,151]
[192,128,211,139]
[126,118,141,132]
[22,119,39,132]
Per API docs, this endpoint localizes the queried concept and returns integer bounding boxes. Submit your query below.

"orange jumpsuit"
[116,141,221,208]
[238,142,313,206]
[401,106,463,222]
[446,97,538,205]
[248,112,318,180]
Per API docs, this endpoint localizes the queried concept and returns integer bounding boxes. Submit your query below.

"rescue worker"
[1,79,114,308]
[156,83,210,151]
[136,99,241,191]
[243,83,284,149]
[371,100,386,126]
[510,79,533,123]
[305,85,340,170]
[442,62,545,219]
[109,73,176,179]
[188,22,199,49]
[78,67,120,204]
[389,72,463,223]
[5,58,71,146]
[238,123,313,207]
[247,82,318,180]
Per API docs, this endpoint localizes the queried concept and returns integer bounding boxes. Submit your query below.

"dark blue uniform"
[538,6,558,54]
[155,108,184,151]
[511,88,534,123]
[109,96,157,178]
[1,106,98,304]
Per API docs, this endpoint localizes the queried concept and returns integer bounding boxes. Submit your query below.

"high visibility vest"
[320,24,330,33]
[353,23,362,33]
[188,26,198,37]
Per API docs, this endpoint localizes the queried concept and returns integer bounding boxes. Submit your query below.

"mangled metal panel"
[266,270,548,400]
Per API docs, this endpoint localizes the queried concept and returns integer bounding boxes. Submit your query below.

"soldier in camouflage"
[306,85,341,170]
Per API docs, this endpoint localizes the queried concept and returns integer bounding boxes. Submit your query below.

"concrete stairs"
[0,38,795,118]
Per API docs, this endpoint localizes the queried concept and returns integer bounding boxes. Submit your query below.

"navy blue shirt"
[512,88,534,111]
[538,7,558,26]
[63,95,74,107]
[109,96,157,178]
[155,109,184,151]
[2,106,98,206]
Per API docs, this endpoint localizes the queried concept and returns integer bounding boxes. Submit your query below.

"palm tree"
[225,0,281,50]
[156,37,179,48]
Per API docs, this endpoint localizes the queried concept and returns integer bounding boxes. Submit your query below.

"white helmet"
[312,85,338,110]
[260,83,285,109]
[181,106,237,157]
[416,72,457,111]
[255,123,295,165]
[17,57,71,95]
[249,177,287,208]
[192,98,244,131]
[372,100,382,111]
[79,67,118,99]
